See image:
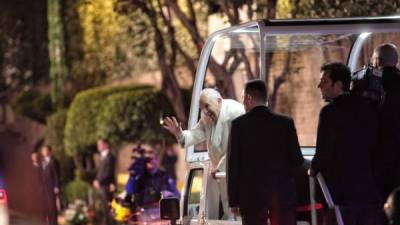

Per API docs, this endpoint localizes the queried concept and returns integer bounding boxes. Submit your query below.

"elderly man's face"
[199,94,221,124]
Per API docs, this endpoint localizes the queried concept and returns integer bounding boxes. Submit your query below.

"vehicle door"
[181,162,208,225]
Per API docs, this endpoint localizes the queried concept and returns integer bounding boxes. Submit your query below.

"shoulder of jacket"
[232,113,247,124]
[269,111,293,124]
[320,103,335,115]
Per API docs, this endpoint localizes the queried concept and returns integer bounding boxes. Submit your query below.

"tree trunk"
[160,62,188,124]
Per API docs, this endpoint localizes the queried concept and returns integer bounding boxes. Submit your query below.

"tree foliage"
[96,90,174,146]
[60,0,400,124]
[45,109,76,185]
[0,0,49,101]
[45,109,67,156]
[64,85,175,156]
[64,172,90,202]
[278,0,400,18]
[114,0,278,122]
[14,90,53,124]
[48,0,67,109]
[63,0,155,92]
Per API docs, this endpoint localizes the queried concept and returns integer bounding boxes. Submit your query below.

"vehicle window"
[204,30,261,101]
[356,32,400,67]
[184,169,203,218]
[263,33,356,147]
[261,32,400,147]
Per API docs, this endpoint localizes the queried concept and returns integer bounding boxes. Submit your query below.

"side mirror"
[160,197,180,221]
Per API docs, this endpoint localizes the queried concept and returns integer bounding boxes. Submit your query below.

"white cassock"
[180,99,245,219]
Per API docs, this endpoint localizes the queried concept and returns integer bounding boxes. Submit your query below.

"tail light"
[0,190,7,204]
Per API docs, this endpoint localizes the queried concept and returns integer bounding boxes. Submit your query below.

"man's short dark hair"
[42,145,52,151]
[245,79,268,102]
[98,138,109,144]
[321,62,351,92]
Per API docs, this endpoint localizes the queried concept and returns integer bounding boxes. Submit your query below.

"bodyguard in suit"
[93,139,116,225]
[40,145,60,225]
[227,79,304,225]
[371,44,400,201]
[309,62,381,225]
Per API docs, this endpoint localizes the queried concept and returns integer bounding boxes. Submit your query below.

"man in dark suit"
[40,145,60,225]
[309,62,381,225]
[94,139,116,225]
[370,43,400,201]
[227,79,304,225]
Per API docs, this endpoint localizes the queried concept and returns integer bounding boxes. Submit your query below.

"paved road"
[9,210,44,225]
[0,127,46,225]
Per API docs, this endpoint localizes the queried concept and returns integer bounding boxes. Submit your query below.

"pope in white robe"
[164,88,245,219]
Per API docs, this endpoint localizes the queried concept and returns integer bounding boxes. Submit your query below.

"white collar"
[44,156,51,163]
[101,149,109,158]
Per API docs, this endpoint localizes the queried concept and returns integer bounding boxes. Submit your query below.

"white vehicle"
[160,16,400,225]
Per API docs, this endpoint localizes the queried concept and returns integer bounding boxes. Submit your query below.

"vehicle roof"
[263,16,400,26]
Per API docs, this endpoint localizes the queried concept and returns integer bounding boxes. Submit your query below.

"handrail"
[312,173,345,225]
[309,177,317,225]
[213,172,226,179]
[219,171,343,225]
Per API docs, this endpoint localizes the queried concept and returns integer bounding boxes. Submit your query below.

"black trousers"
[241,206,296,225]
[43,192,58,225]
[100,187,115,225]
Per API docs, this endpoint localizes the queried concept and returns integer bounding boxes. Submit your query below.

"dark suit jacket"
[227,106,304,210]
[311,94,380,205]
[96,151,116,187]
[43,157,60,193]
[42,157,60,214]
[375,91,400,198]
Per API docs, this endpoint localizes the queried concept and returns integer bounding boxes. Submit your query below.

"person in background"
[161,146,177,181]
[371,44,400,202]
[124,143,147,201]
[30,151,45,224]
[40,145,60,225]
[371,43,398,69]
[93,139,116,225]
[133,152,179,208]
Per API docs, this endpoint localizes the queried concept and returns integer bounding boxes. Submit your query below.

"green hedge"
[45,110,67,156]
[64,85,174,156]
[96,89,170,145]
[45,110,75,185]
[64,174,90,202]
